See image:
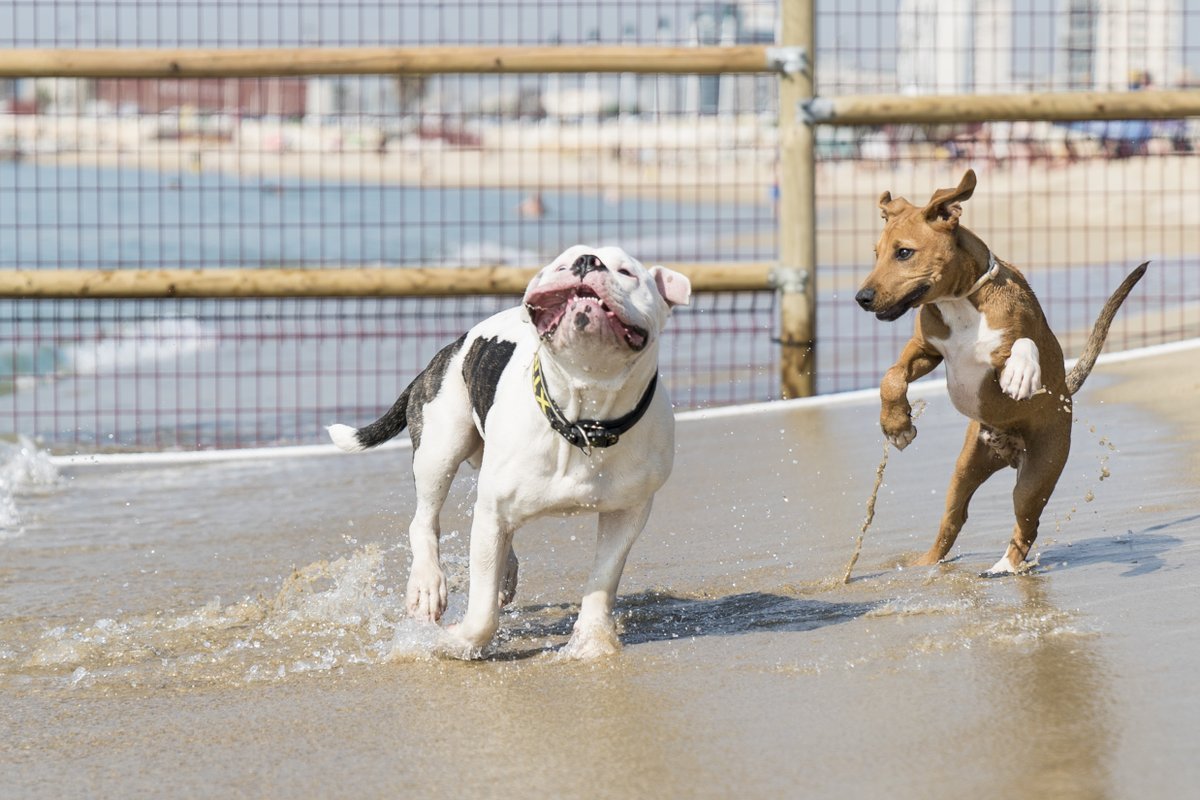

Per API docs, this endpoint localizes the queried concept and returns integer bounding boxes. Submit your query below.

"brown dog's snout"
[855,286,876,310]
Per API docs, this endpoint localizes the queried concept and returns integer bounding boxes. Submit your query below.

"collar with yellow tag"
[531,353,658,455]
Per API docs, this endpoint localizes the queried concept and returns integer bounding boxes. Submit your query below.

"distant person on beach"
[519,192,547,219]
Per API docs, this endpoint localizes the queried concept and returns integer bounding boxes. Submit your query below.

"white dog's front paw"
[559,618,621,660]
[999,338,1042,400]
[406,561,448,622]
[437,624,487,660]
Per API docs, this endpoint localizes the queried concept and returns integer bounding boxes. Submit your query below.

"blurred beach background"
[4,1,1199,450]
[3,3,1200,797]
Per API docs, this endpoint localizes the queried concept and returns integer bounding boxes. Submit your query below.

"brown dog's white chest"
[926,298,1005,420]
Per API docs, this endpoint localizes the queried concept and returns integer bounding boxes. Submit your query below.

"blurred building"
[896,0,1014,94]
[1060,0,1099,89]
[540,1,777,120]
[681,2,776,116]
[1094,0,1181,89]
[1060,0,1182,90]
[306,76,407,119]
[0,78,90,114]
[93,78,307,117]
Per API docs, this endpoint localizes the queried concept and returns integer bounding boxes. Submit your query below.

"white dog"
[329,245,691,658]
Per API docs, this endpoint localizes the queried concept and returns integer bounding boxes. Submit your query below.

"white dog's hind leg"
[561,500,653,660]
[406,420,481,623]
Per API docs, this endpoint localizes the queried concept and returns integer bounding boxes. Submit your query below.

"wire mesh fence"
[0,292,777,450]
[2,1,1199,451]
[812,0,1200,392]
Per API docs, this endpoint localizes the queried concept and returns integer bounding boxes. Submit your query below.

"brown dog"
[854,169,1147,574]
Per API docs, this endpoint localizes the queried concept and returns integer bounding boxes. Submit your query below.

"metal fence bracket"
[799,96,835,125]
[766,46,807,76]
[769,265,809,295]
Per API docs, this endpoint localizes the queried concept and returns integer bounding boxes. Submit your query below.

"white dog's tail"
[1066,261,1149,395]
[327,385,412,452]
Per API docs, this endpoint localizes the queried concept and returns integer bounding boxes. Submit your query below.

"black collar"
[531,353,657,454]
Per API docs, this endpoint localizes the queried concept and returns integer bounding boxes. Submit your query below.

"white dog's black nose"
[571,254,607,278]
[855,287,876,310]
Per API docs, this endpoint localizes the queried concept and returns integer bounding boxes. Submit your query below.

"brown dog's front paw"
[910,550,942,566]
[881,411,917,451]
[999,337,1042,401]
[881,402,916,450]
[885,425,917,450]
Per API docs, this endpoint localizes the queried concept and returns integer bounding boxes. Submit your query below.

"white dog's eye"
[618,268,634,277]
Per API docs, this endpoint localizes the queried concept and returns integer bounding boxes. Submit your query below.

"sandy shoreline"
[5,113,779,204]
[5,114,1199,274]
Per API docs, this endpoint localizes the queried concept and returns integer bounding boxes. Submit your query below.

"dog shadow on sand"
[489,591,879,660]
[1037,513,1196,578]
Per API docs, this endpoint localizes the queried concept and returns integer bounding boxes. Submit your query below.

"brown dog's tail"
[1066,261,1150,395]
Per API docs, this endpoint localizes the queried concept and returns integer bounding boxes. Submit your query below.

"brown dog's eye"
[895,247,915,261]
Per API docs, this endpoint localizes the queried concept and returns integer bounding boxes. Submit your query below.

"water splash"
[842,398,928,583]
[1055,419,1118,533]
[0,435,60,537]
[10,544,419,688]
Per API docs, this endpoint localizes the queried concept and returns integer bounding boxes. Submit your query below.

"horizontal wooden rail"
[0,264,775,299]
[812,89,1200,125]
[0,45,778,78]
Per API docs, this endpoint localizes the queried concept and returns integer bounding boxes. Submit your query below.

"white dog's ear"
[650,265,691,307]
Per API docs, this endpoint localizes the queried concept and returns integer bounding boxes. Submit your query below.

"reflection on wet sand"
[988,576,1113,800]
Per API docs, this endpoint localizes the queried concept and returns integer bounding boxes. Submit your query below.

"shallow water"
[2,349,1199,798]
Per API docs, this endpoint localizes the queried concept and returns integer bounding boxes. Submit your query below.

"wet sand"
[2,343,1199,798]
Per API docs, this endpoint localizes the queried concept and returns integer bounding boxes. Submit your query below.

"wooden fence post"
[776,0,816,398]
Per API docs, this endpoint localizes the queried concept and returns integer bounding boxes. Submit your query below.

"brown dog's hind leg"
[912,421,1008,566]
[988,438,1071,574]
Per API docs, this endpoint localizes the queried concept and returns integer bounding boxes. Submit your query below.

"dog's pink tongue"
[526,286,575,335]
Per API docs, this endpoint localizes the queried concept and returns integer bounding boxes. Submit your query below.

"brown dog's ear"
[878,191,911,221]
[922,169,976,226]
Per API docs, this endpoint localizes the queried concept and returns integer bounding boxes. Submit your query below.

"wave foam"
[69,317,214,376]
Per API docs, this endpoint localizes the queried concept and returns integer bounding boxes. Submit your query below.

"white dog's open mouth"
[526,285,649,350]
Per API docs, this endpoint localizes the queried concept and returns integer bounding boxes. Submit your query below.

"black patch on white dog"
[462,336,517,432]
[402,334,465,450]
